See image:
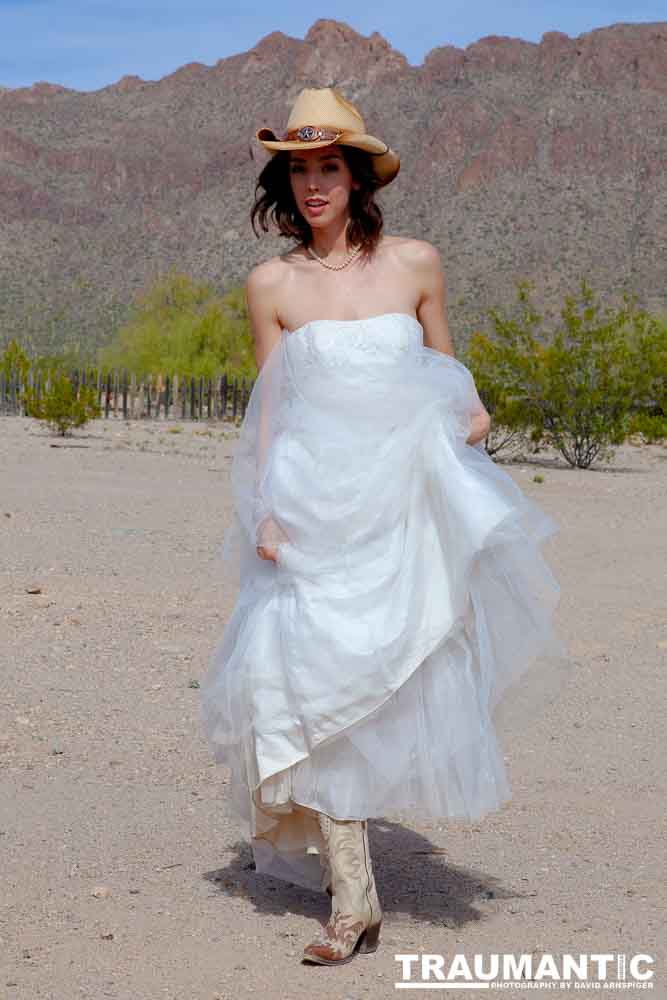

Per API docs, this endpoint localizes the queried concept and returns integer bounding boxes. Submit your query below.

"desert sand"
[1,413,665,999]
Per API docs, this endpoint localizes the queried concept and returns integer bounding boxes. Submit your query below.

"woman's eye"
[290,164,338,174]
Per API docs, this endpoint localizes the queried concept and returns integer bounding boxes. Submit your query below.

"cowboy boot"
[302,813,383,965]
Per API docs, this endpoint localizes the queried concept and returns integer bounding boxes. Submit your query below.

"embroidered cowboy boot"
[302,813,383,965]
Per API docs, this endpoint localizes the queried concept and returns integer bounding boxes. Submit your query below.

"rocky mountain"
[0,18,665,359]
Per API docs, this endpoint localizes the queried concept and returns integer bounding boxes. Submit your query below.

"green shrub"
[465,279,664,468]
[23,370,101,436]
[627,412,667,443]
[465,283,544,459]
[625,313,666,417]
[1,338,31,382]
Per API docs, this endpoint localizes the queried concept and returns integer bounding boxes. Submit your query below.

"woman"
[200,87,567,966]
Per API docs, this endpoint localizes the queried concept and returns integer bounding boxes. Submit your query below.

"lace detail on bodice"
[283,312,423,377]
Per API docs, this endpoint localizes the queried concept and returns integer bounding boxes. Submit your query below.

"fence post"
[129,371,137,418]
[122,369,128,420]
[221,373,227,421]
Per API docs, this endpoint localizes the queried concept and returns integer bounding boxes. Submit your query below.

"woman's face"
[288,147,360,230]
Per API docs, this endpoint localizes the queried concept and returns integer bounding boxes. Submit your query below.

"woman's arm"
[412,241,491,446]
[246,261,284,370]
[412,240,456,357]
[245,262,287,563]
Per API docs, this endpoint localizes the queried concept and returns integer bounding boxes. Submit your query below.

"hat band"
[283,125,343,143]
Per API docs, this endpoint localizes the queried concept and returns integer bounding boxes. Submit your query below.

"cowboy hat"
[255,87,400,188]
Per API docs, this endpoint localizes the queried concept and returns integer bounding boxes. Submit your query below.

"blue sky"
[0,0,664,91]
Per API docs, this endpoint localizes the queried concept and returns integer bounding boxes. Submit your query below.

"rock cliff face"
[0,19,665,355]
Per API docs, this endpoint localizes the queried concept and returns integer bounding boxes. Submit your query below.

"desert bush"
[465,285,543,459]
[466,280,664,468]
[1,338,31,382]
[23,370,101,436]
[627,412,667,443]
[626,312,666,417]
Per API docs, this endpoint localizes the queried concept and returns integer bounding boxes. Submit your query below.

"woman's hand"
[256,514,290,564]
[465,408,491,446]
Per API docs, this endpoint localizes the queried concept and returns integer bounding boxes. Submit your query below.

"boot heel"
[358,920,382,953]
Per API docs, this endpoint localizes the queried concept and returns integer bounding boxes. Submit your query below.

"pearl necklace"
[306,241,363,270]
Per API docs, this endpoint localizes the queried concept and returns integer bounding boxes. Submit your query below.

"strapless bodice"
[282,311,422,339]
[281,311,424,371]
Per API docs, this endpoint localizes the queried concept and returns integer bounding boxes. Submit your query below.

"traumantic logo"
[394,952,655,990]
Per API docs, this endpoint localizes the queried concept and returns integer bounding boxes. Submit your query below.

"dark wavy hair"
[250,145,384,260]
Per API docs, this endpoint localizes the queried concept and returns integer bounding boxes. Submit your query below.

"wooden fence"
[0,366,253,422]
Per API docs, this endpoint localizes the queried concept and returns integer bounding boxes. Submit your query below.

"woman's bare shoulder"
[385,235,441,262]
[380,236,443,283]
[247,246,305,289]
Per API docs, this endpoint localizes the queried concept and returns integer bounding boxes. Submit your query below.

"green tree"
[98,268,256,381]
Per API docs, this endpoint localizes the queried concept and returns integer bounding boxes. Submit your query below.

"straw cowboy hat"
[255,87,400,188]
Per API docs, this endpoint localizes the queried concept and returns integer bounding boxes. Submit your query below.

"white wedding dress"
[200,312,569,892]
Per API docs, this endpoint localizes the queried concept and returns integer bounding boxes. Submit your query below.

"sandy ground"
[1,413,665,1000]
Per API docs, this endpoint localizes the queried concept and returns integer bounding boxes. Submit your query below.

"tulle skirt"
[199,314,570,892]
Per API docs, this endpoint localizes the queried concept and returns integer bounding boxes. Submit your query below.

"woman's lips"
[305,200,328,216]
